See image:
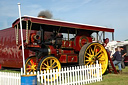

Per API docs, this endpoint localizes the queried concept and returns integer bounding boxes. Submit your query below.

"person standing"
[120,46,127,69]
[111,47,122,74]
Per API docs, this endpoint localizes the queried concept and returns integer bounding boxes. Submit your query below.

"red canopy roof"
[12,16,114,32]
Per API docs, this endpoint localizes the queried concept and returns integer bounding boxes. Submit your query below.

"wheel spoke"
[96,49,102,56]
[43,63,48,67]
[32,68,36,73]
[51,61,56,66]
[26,68,31,70]
[86,61,90,65]
[47,61,49,66]
[50,59,53,66]
[52,65,58,69]
[28,69,32,72]
[94,45,97,52]
[90,62,94,65]
[41,67,47,70]
[85,60,90,61]
[27,64,31,67]
[30,60,34,65]
[89,48,91,54]
[97,53,102,58]
[90,48,94,55]
[85,56,89,59]
[86,53,92,56]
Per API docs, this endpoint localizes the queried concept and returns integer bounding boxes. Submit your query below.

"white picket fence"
[36,64,102,85]
[0,62,102,85]
[0,72,21,85]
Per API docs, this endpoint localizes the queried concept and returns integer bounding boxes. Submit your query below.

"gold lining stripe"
[26,21,29,44]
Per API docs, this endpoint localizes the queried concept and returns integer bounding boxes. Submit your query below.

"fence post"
[21,68,23,75]
[56,69,59,85]
[59,69,61,85]
[44,70,46,85]
[100,64,102,81]
[75,66,77,84]
[53,69,55,85]
[37,71,40,85]
[80,66,82,85]
[87,65,89,84]
[96,60,100,82]
[69,67,72,85]
[62,68,64,85]
[67,67,69,85]
[64,67,67,85]
[72,67,75,85]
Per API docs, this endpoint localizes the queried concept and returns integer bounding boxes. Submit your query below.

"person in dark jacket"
[111,47,122,73]
[120,46,127,69]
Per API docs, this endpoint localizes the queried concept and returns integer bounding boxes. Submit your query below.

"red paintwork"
[67,54,78,63]
[74,35,92,51]
[59,54,78,63]
[0,16,114,69]
[0,28,36,68]
[61,40,74,49]
[12,16,114,32]
[59,55,67,63]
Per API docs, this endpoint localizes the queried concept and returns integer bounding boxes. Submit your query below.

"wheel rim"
[39,56,61,81]
[84,43,108,74]
[25,57,37,74]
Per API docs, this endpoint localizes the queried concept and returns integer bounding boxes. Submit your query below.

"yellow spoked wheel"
[25,56,37,74]
[38,56,61,81]
[79,42,108,74]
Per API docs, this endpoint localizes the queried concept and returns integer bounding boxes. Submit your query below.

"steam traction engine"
[0,16,114,76]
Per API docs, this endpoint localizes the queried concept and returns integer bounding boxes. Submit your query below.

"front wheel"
[37,56,61,81]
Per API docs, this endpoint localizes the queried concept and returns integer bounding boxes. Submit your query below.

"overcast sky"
[0,0,128,41]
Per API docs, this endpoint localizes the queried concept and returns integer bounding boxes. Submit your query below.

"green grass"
[0,66,128,85]
[0,68,20,73]
[86,66,128,85]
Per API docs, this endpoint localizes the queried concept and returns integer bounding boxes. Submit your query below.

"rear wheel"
[38,56,61,81]
[25,56,37,74]
[79,42,108,74]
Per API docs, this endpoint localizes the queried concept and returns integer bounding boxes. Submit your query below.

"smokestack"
[37,10,53,19]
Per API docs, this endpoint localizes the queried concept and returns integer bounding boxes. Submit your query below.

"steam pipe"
[40,26,44,43]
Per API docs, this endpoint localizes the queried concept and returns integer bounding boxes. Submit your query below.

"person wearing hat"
[111,47,122,74]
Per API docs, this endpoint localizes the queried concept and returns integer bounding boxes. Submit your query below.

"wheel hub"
[31,65,36,70]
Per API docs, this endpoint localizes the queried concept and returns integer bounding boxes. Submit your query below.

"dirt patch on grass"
[122,72,128,74]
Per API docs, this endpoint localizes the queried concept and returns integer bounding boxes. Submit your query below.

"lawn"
[87,66,128,85]
[0,66,128,85]
[0,68,20,73]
